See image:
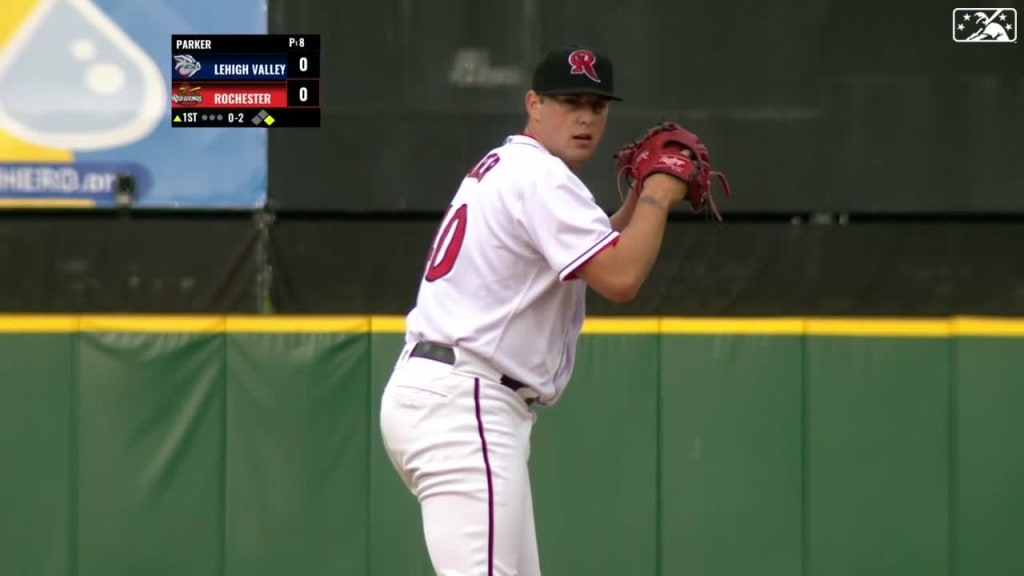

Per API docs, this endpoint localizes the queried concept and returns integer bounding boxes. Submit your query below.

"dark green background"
[1,328,1022,576]
[268,0,1023,214]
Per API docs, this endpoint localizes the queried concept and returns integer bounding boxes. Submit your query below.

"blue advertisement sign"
[0,0,268,208]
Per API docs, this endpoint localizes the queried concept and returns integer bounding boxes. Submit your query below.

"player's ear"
[525,90,542,121]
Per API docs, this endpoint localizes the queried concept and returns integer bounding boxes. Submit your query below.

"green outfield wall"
[1,315,1022,576]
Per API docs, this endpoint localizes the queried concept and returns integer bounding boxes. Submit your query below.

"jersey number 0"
[424,203,468,281]
[423,152,501,281]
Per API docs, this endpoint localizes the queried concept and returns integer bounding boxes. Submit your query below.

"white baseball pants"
[379,345,541,576]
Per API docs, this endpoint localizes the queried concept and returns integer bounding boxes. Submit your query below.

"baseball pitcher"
[379,45,731,575]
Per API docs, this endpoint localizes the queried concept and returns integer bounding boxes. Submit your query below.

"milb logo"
[952,8,1017,42]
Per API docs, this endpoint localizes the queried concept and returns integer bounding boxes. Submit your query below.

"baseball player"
[379,45,729,575]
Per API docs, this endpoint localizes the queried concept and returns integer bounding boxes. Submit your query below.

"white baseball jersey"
[405,133,619,405]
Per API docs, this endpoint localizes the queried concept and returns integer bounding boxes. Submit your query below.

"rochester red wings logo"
[567,49,600,83]
[171,84,203,106]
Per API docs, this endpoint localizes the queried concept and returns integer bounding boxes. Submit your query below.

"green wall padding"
[530,335,660,576]
[1,326,1022,576]
[76,332,226,576]
[955,337,1024,576]
[0,334,75,576]
[661,334,805,576]
[224,333,370,576]
[805,337,951,576]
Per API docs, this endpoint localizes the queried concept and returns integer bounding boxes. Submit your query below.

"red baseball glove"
[613,122,731,221]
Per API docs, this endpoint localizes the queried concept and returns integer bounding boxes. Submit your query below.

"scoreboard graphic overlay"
[170,34,320,128]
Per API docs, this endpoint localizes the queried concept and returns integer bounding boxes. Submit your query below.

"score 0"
[287,38,319,80]
[288,79,319,107]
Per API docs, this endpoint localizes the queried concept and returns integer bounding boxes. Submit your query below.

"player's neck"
[520,127,543,147]
[521,127,582,172]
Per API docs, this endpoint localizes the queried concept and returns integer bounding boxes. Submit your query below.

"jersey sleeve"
[520,167,619,281]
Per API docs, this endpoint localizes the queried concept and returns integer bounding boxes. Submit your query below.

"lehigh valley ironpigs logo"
[173,54,203,77]
[952,8,1017,42]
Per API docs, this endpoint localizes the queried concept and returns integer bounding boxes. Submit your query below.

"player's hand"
[639,147,691,207]
[639,173,688,210]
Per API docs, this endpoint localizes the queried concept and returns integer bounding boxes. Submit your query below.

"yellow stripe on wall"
[370,316,407,333]
[954,317,1024,336]
[660,317,805,335]
[226,316,370,333]
[585,317,660,334]
[0,315,79,332]
[78,315,227,333]
[804,318,952,337]
[0,315,1022,336]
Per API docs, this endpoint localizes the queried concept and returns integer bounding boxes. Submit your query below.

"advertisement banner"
[0,0,267,209]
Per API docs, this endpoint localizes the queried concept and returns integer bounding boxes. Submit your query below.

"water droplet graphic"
[0,0,166,150]
[70,38,96,61]
[86,62,125,95]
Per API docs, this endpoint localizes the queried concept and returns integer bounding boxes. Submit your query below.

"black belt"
[409,342,535,405]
